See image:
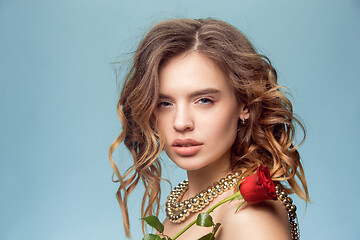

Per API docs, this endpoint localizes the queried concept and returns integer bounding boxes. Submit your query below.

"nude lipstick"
[172,138,203,156]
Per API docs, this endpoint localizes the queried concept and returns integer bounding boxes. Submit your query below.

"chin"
[171,157,209,171]
[165,148,227,172]
[175,163,204,171]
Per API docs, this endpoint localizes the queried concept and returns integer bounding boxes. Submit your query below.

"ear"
[239,104,250,120]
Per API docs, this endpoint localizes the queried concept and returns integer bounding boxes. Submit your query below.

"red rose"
[239,165,277,204]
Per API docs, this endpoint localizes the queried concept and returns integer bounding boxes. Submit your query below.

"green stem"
[205,191,242,214]
[171,218,197,240]
[172,191,243,240]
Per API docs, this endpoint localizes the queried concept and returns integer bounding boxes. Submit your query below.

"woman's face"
[155,52,246,171]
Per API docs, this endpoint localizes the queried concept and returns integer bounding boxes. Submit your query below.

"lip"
[172,138,203,156]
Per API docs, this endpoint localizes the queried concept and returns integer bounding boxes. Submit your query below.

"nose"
[173,105,194,132]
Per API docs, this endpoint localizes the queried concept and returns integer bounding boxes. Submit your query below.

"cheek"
[155,115,172,142]
[202,109,239,141]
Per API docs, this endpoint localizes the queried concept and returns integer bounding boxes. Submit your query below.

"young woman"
[109,18,309,240]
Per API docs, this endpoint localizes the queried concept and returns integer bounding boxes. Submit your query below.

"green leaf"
[234,200,246,213]
[212,223,221,235]
[197,233,215,240]
[141,215,165,233]
[142,234,163,240]
[196,213,214,227]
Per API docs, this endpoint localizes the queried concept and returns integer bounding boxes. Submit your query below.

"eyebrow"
[158,88,221,99]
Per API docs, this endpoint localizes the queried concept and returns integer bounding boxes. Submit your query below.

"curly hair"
[109,18,309,237]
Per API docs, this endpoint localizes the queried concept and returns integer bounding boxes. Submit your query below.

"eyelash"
[197,97,214,105]
[157,97,214,109]
[157,101,172,108]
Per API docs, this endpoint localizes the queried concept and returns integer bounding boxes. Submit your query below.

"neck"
[183,151,232,199]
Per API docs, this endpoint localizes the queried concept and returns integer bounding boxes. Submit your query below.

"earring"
[239,118,246,125]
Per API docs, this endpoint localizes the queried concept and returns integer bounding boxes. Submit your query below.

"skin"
[155,52,290,240]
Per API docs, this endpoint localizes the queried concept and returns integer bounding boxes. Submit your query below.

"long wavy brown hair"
[109,18,310,237]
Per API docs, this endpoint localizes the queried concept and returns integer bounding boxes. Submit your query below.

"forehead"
[159,52,232,95]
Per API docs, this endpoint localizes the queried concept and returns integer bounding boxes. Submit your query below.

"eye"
[197,98,214,105]
[157,101,173,108]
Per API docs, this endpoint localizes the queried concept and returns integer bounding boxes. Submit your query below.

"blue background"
[1,0,359,239]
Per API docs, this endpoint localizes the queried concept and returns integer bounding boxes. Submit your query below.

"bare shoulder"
[162,217,171,229]
[217,199,291,240]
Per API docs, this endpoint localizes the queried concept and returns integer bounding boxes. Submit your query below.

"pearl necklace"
[165,172,241,223]
[275,185,300,240]
[165,176,300,240]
